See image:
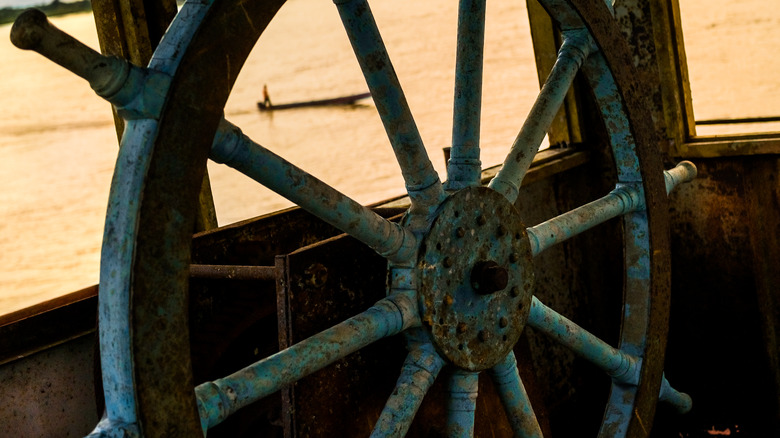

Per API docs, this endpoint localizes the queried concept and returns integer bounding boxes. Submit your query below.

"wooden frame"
[638,0,780,158]
[527,0,584,147]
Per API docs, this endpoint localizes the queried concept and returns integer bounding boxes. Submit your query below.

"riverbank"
[0,0,90,25]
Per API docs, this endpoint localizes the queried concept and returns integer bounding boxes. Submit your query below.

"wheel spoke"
[446,0,487,190]
[488,352,543,438]
[446,370,479,438]
[659,373,693,414]
[210,120,416,264]
[527,297,692,414]
[526,162,697,256]
[489,28,594,203]
[528,296,638,382]
[527,181,644,257]
[334,0,445,215]
[195,291,419,431]
[370,341,446,438]
[664,161,698,194]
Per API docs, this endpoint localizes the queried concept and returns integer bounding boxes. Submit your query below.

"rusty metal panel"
[657,158,780,436]
[191,206,406,267]
[276,232,402,437]
[0,286,97,366]
[743,157,780,431]
[0,336,98,437]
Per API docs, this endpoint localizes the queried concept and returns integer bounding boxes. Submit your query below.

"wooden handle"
[11,9,128,95]
[664,161,698,194]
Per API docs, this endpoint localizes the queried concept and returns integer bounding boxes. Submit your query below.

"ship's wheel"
[11,0,694,436]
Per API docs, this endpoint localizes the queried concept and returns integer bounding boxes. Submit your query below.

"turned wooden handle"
[11,9,127,94]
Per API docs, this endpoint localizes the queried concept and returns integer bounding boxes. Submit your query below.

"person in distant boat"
[262,84,272,108]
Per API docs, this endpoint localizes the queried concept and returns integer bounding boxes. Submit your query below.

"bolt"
[304,263,328,288]
[456,227,466,238]
[444,294,454,306]
[443,257,453,268]
[476,215,487,226]
[499,317,508,328]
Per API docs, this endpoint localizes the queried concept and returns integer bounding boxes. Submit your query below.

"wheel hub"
[418,187,534,370]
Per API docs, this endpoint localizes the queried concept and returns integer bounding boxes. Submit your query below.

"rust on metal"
[189,264,276,281]
[276,230,401,438]
[418,187,534,371]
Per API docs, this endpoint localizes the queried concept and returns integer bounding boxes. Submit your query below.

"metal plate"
[418,187,534,371]
[277,232,404,438]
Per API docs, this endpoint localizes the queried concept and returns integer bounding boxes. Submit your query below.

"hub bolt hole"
[471,260,508,294]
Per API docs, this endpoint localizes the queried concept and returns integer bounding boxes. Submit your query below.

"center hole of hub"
[470,260,508,294]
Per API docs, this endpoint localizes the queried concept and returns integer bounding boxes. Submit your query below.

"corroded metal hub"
[418,187,534,371]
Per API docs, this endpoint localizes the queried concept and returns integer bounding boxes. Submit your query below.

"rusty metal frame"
[0,286,97,366]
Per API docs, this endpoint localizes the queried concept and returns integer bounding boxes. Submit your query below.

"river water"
[0,0,778,314]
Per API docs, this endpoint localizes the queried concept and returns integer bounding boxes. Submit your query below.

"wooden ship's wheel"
[12,0,695,436]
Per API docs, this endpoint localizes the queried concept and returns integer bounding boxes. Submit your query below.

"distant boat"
[257,92,372,111]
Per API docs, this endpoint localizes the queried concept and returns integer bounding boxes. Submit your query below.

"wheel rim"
[92,0,681,436]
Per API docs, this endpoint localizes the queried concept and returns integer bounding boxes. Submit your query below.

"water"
[1,0,778,315]
[0,0,543,313]
[678,0,780,135]
[0,0,55,7]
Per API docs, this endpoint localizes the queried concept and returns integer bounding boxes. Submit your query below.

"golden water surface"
[0,0,777,314]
